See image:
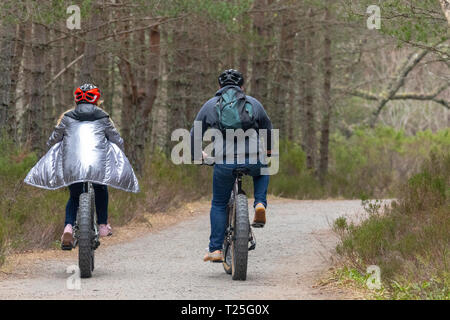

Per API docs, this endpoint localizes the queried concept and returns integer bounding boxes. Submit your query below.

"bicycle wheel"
[231,193,249,280]
[90,187,96,272]
[78,191,94,278]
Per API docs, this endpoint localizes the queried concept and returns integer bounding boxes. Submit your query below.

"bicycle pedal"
[93,240,100,250]
[251,222,265,228]
[211,260,224,263]
[61,244,73,251]
[248,229,256,251]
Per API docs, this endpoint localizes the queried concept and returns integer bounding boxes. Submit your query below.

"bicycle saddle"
[233,168,250,176]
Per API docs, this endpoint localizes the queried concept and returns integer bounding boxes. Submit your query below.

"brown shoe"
[252,203,266,228]
[203,250,223,262]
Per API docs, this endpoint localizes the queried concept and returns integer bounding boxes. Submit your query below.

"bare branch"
[336,81,450,111]
[366,46,437,127]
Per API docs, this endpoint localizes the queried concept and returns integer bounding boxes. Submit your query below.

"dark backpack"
[215,87,255,131]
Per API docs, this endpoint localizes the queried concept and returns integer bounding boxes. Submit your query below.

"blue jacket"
[190,86,273,162]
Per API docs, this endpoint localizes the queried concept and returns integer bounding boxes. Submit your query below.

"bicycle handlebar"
[202,156,215,166]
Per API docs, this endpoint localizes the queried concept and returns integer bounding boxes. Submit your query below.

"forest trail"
[0,199,365,299]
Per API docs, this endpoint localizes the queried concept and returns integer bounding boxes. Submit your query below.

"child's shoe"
[61,224,74,250]
[99,224,112,237]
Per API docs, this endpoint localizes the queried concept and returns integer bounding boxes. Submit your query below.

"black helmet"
[218,69,244,87]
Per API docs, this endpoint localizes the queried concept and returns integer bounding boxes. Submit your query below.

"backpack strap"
[215,95,224,131]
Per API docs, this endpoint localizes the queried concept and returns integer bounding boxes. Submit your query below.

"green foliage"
[328,127,450,197]
[343,0,448,45]
[0,137,37,180]
[152,0,253,31]
[0,0,95,24]
[270,127,450,199]
[390,277,449,300]
[269,140,323,199]
[0,137,72,255]
[334,153,450,299]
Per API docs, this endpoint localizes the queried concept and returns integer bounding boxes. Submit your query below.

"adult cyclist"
[190,69,273,262]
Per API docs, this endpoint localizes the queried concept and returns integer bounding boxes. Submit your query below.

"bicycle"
[203,158,256,281]
[61,182,100,278]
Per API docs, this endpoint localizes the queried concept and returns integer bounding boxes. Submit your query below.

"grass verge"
[332,154,449,299]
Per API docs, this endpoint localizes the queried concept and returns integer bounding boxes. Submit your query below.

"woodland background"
[0,0,449,297]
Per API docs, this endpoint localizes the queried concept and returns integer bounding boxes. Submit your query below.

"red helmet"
[74,83,101,104]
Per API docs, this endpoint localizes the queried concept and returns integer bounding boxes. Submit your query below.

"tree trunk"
[0,21,15,135]
[250,0,268,101]
[80,3,101,83]
[304,8,316,171]
[117,19,136,158]
[319,4,332,185]
[62,37,76,112]
[44,29,53,137]
[22,20,33,145]
[30,23,47,154]
[272,0,296,138]
[133,25,161,172]
[280,2,296,140]
[103,8,114,116]
[166,22,188,149]
[238,17,249,79]
[8,22,25,141]
[53,26,65,117]
[143,25,160,132]
[105,51,115,116]
[296,39,306,145]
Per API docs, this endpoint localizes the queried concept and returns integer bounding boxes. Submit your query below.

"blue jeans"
[209,161,269,252]
[65,183,109,226]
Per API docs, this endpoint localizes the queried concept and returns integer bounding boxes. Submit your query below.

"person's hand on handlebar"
[201,151,215,166]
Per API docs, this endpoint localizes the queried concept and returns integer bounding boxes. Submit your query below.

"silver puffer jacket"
[24,103,140,193]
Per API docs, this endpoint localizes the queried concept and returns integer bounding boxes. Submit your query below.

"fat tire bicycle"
[222,168,257,281]
[61,182,100,278]
[203,159,256,281]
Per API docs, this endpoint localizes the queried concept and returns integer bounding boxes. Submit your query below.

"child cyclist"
[25,84,139,248]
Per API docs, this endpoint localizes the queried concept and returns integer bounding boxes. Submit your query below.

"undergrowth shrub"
[333,153,450,299]
[270,127,449,199]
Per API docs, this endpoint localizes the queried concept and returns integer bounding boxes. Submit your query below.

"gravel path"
[0,199,364,299]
